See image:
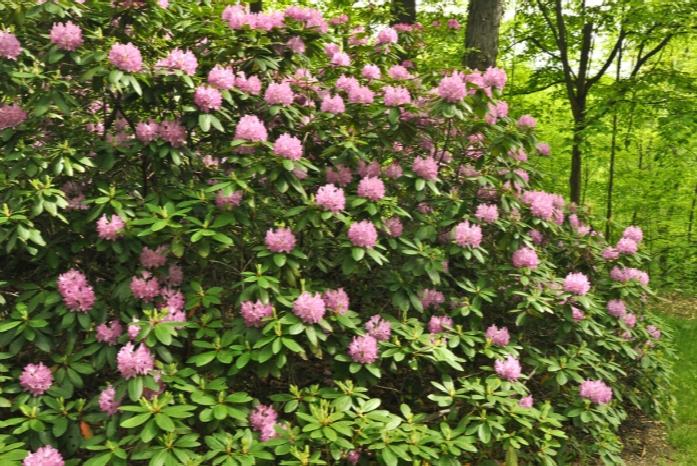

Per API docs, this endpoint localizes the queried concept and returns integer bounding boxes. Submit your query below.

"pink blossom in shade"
[293,167,308,179]
[377,27,398,44]
[50,21,83,51]
[96,320,123,345]
[140,246,167,269]
[336,75,359,92]
[160,288,186,322]
[57,269,96,312]
[347,220,378,248]
[602,247,620,261]
[316,184,345,212]
[330,51,351,67]
[622,313,637,328]
[606,299,626,318]
[563,272,591,296]
[265,227,296,253]
[127,324,140,340]
[20,362,53,396]
[536,142,551,156]
[155,48,197,76]
[166,264,184,287]
[384,162,403,179]
[572,307,585,321]
[362,64,381,80]
[322,288,350,314]
[348,335,379,364]
[412,156,439,180]
[235,72,262,95]
[383,86,411,106]
[348,85,375,104]
[158,0,169,8]
[250,405,278,441]
[264,82,295,106]
[517,115,537,129]
[453,221,482,248]
[287,36,306,54]
[611,266,650,285]
[485,325,510,346]
[215,190,243,209]
[616,237,638,254]
[347,450,361,465]
[483,67,507,90]
[475,204,499,223]
[647,325,661,339]
[384,216,403,237]
[387,65,411,81]
[517,395,533,408]
[512,247,539,269]
[579,380,613,405]
[508,147,528,162]
[447,18,462,29]
[158,119,187,147]
[222,5,248,29]
[437,73,467,103]
[96,214,125,240]
[357,176,386,201]
[235,115,268,142]
[0,31,21,59]
[193,86,222,112]
[622,226,643,243]
[0,104,27,130]
[495,356,522,381]
[116,343,154,379]
[324,43,340,57]
[326,165,353,187]
[109,43,142,72]
[135,120,159,143]
[365,315,391,341]
[130,273,160,301]
[273,133,303,160]
[239,300,273,327]
[320,94,345,114]
[99,385,120,415]
[293,292,326,324]
[22,446,64,466]
[420,288,445,310]
[207,65,235,90]
[357,160,381,177]
[459,164,480,178]
[521,191,558,221]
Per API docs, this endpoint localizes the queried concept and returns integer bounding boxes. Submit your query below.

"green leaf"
[155,413,175,432]
[121,412,151,428]
[282,338,303,352]
[199,114,212,132]
[351,248,365,261]
[83,453,112,466]
[128,377,143,401]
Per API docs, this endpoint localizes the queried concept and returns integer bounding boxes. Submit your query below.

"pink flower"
[235,72,262,94]
[529,229,545,245]
[97,214,125,240]
[136,120,159,143]
[384,162,403,179]
[387,65,411,81]
[160,288,186,322]
[623,313,637,327]
[117,343,154,379]
[293,292,326,324]
[127,324,140,340]
[109,43,142,72]
[235,115,268,141]
[264,82,295,106]
[519,395,533,408]
[486,325,510,346]
[273,133,303,160]
[384,86,411,106]
[348,221,378,248]
[412,156,438,180]
[536,142,551,156]
[495,356,521,381]
[647,325,661,339]
[0,31,22,60]
[376,27,398,44]
[438,73,467,102]
[357,160,381,177]
[265,227,296,253]
[140,246,167,269]
[57,269,95,312]
[50,21,83,51]
[521,191,562,221]
[320,94,345,113]
[316,184,345,212]
[357,176,386,201]
[158,119,187,147]
[194,86,222,112]
[99,385,121,415]
[420,288,445,310]
[622,226,643,243]
[240,300,273,327]
[453,221,482,248]
[222,5,248,29]
[517,115,537,129]
[336,75,359,92]
[348,335,379,363]
[362,64,381,80]
[0,104,27,130]
[428,315,453,334]
[250,405,278,441]
[216,190,243,209]
[322,288,350,314]
[610,266,649,285]
[572,307,585,321]
[130,273,160,301]
[563,272,590,296]
[475,204,498,223]
[347,450,361,465]
[207,65,236,90]
[579,380,612,405]
[602,247,620,261]
[347,86,374,104]
[96,320,123,345]
[326,165,353,187]
[155,48,197,76]
[287,36,305,54]
[331,51,351,67]
[384,217,403,237]
[512,247,538,269]
[22,446,64,466]
[606,299,626,317]
[616,237,638,254]
[483,67,507,90]
[365,314,391,341]
[20,362,53,396]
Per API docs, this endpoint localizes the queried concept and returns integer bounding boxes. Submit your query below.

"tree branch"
[512,79,565,95]
[587,29,626,88]
[631,33,674,78]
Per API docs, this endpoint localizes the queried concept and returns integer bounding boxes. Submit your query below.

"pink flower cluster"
[116,343,154,379]
[437,73,467,103]
[321,94,345,113]
[475,203,498,223]
[130,272,160,301]
[96,320,123,345]
[512,247,539,269]
[348,220,378,248]
[97,214,125,240]
[235,115,268,141]
[50,21,83,51]
[384,217,403,237]
[486,325,510,346]
[249,404,278,441]
[348,335,379,363]
[376,27,398,44]
[193,86,222,112]
[521,191,565,222]
[563,272,591,296]
[420,288,445,309]
[265,227,296,253]
[412,156,438,180]
[23,446,64,466]
[579,380,613,405]
[155,48,198,76]
[264,82,295,105]
[273,133,303,160]
[293,292,326,324]
[20,362,53,396]
[216,190,243,209]
[322,288,350,314]
[428,315,453,334]
[357,176,385,201]
[141,246,167,268]
[316,184,345,212]
[606,299,626,317]
[453,221,482,248]
[365,315,391,341]
[610,266,649,285]
[99,385,121,415]
[207,65,236,90]
[57,269,96,312]
[109,43,143,72]
[495,356,521,381]
[240,300,273,327]
[0,31,22,59]
[0,104,27,130]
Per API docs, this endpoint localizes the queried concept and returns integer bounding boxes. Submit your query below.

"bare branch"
[631,34,674,78]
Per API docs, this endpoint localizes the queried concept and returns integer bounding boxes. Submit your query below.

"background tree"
[464,0,504,69]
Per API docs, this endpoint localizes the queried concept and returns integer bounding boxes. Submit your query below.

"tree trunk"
[391,0,416,25]
[688,184,697,242]
[250,1,262,13]
[464,0,504,70]
[569,116,585,205]
[605,38,623,239]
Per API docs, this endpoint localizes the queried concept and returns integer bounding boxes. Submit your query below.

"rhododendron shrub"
[0,3,672,466]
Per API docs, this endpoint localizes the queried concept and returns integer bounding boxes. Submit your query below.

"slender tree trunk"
[569,114,585,205]
[391,0,416,25]
[688,184,697,242]
[605,39,623,239]
[631,142,645,225]
[250,1,262,13]
[464,0,504,70]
